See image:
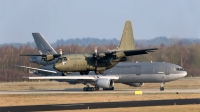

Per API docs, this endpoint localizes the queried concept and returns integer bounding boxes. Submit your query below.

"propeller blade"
[95,59,97,66]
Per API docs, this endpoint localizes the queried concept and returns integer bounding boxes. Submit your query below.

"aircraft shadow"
[1,98,200,112]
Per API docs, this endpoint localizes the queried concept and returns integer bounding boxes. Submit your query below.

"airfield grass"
[0,78,200,111]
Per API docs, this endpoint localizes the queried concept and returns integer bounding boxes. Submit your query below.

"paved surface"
[0,98,200,112]
[0,88,200,94]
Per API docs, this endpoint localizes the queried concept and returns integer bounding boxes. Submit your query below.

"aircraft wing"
[24,75,120,80]
[103,48,158,57]
[121,48,158,56]
[14,65,57,74]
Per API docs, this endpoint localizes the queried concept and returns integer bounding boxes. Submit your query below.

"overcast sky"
[0,0,200,44]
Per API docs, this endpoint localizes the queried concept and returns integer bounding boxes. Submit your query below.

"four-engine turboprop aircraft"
[25,62,187,91]
[20,21,158,75]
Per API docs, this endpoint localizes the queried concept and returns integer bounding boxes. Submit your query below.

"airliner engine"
[91,78,114,88]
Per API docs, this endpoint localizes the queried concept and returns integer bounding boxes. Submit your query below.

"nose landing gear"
[160,82,165,91]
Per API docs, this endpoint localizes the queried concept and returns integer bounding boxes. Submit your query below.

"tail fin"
[118,21,135,50]
[32,33,57,54]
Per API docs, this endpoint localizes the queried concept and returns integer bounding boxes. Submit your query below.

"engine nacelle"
[123,83,144,87]
[91,78,114,88]
[43,55,55,61]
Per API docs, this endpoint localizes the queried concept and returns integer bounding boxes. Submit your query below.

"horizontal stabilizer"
[20,54,61,57]
[14,65,57,74]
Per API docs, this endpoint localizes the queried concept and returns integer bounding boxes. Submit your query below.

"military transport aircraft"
[19,21,158,75]
[25,62,187,91]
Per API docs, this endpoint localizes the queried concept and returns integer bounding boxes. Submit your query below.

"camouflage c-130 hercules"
[20,21,158,75]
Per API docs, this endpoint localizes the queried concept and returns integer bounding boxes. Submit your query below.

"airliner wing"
[20,54,61,57]
[14,65,57,74]
[24,75,120,80]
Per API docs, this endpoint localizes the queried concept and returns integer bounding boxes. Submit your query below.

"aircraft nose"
[183,71,187,77]
[53,64,57,69]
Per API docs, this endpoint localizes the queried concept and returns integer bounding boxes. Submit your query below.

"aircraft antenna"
[59,49,62,55]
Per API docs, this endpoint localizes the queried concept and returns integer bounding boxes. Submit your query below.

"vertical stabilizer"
[118,21,135,50]
[32,33,57,54]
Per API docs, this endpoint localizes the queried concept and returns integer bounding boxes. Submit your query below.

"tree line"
[0,42,199,82]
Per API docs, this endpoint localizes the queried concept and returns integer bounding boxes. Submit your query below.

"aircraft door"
[166,67,170,75]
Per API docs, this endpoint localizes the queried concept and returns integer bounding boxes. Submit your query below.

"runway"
[1,98,200,112]
[0,88,200,94]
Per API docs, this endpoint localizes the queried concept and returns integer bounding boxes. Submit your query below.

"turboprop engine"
[91,78,114,88]
[123,83,144,87]
[42,55,55,61]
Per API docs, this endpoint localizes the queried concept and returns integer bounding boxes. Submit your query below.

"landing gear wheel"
[94,87,99,91]
[160,87,164,91]
[85,71,89,75]
[95,71,99,75]
[83,87,87,91]
[96,87,99,90]
[99,71,104,74]
[83,86,100,91]
[80,72,84,75]
[159,82,165,91]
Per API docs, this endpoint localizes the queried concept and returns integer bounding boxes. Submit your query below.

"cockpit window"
[63,57,67,60]
[56,57,63,63]
[175,68,185,71]
[56,57,68,63]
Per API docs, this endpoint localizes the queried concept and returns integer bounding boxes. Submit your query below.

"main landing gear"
[95,71,104,75]
[83,85,114,91]
[83,86,100,91]
[160,82,165,91]
[83,87,115,91]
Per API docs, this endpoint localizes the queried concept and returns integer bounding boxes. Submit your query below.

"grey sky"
[0,0,200,44]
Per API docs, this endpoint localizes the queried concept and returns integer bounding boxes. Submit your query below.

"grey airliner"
[26,62,187,91]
